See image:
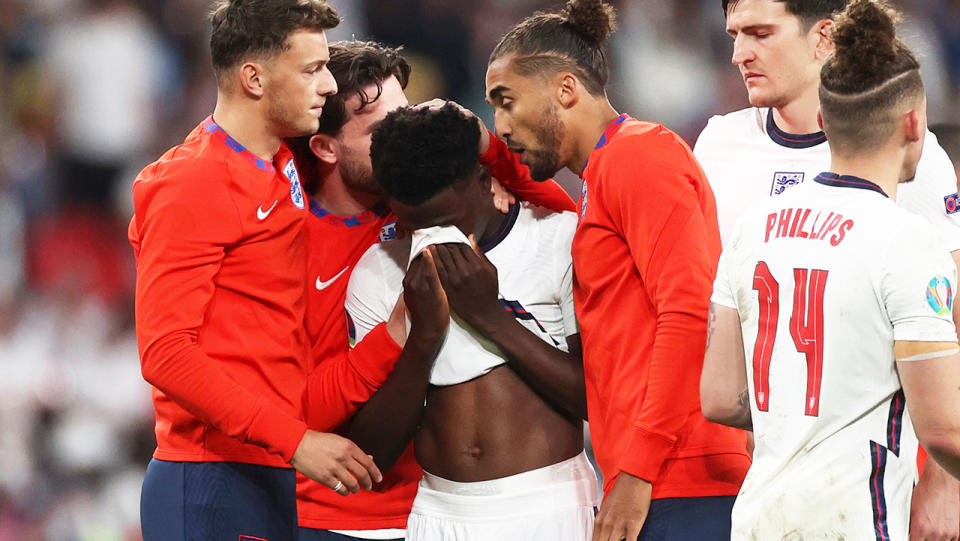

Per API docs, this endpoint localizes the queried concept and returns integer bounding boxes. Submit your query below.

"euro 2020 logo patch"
[926,276,953,316]
[283,159,305,209]
[771,172,804,196]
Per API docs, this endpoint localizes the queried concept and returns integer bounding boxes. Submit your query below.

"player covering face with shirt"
[702,2,960,539]
[344,103,594,540]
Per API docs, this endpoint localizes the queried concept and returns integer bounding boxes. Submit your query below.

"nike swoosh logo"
[316,267,350,290]
[257,200,278,220]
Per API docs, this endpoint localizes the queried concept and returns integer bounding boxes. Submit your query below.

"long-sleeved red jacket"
[573,114,750,499]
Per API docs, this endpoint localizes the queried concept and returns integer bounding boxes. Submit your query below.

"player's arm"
[907,250,960,541]
[897,342,960,480]
[882,227,960,481]
[701,303,752,430]
[608,150,719,485]
[133,183,378,493]
[345,252,449,472]
[429,241,587,420]
[304,319,404,433]
[593,140,720,541]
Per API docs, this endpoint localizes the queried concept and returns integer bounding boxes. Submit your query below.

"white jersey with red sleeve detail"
[694,107,960,251]
[712,173,958,541]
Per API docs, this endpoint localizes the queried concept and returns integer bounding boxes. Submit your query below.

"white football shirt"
[713,174,958,540]
[345,203,578,385]
[694,107,960,250]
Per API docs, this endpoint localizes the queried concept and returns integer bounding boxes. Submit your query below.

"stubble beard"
[338,147,379,195]
[526,104,565,182]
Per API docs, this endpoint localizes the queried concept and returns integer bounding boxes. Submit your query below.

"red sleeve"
[305,323,403,432]
[480,130,576,213]
[133,175,307,462]
[603,135,719,482]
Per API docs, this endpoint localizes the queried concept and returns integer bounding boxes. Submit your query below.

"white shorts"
[406,451,598,541]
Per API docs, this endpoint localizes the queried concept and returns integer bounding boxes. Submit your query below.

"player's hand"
[910,460,960,541]
[290,430,383,497]
[490,176,516,214]
[403,249,450,347]
[429,238,509,337]
[414,98,490,155]
[593,472,652,541]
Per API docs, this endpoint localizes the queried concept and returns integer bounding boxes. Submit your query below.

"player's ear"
[902,108,923,144]
[816,110,824,132]
[309,134,338,166]
[239,61,265,98]
[813,19,834,61]
[556,73,580,110]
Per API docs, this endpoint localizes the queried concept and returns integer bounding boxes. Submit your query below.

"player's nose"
[318,66,337,97]
[493,109,512,140]
[731,35,755,66]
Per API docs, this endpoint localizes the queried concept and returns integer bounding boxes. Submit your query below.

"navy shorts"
[141,459,298,541]
[297,528,403,541]
[637,495,736,541]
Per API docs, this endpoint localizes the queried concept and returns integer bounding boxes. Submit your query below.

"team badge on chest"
[283,159,305,209]
[771,172,804,196]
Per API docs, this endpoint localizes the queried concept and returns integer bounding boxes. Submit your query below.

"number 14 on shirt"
[752,261,828,416]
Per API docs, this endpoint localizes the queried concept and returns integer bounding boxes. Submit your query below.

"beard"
[525,103,565,182]
[338,145,380,194]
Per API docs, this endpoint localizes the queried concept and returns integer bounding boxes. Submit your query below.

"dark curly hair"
[316,41,411,137]
[723,0,847,29]
[489,0,617,96]
[370,104,480,206]
[209,0,339,82]
[819,0,923,154]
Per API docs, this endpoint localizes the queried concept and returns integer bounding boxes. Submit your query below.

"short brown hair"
[819,0,923,155]
[490,0,617,96]
[209,0,340,82]
[723,0,848,29]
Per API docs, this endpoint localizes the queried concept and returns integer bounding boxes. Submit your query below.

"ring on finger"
[333,480,344,492]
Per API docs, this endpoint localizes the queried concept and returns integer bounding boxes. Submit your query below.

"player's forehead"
[726,0,794,32]
[344,77,408,128]
[277,28,330,64]
[485,56,526,102]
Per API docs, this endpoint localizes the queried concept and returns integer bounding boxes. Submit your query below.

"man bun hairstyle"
[819,0,923,155]
[490,0,617,96]
[370,104,480,206]
[723,0,848,30]
[209,0,340,82]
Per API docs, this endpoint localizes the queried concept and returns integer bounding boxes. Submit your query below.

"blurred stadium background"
[0,0,957,539]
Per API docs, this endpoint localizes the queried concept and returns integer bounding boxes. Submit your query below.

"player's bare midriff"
[415,364,583,482]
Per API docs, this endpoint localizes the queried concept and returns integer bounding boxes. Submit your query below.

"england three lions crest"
[771,172,804,196]
[283,159,305,209]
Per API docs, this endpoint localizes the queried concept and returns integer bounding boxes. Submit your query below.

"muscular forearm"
[347,331,440,472]
[477,317,586,420]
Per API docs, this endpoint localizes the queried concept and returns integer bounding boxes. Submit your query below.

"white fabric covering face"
[346,205,578,387]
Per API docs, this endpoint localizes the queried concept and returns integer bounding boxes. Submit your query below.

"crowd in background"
[0,0,958,539]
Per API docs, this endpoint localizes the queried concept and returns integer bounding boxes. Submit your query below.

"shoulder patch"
[944,193,959,215]
[927,276,953,316]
